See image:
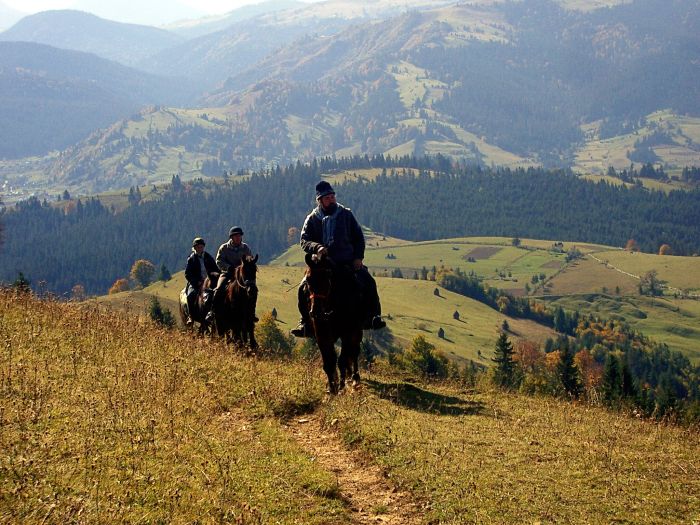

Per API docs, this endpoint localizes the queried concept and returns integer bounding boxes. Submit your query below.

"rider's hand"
[317,246,329,258]
[353,259,363,271]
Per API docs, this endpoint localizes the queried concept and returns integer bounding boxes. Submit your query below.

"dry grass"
[324,375,700,524]
[2,291,699,524]
[0,291,347,524]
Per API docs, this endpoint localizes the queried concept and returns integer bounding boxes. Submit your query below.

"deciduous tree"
[109,278,130,294]
[130,260,156,289]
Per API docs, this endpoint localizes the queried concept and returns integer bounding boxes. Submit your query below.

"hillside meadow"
[102,235,700,363]
[104,264,556,365]
[2,290,699,524]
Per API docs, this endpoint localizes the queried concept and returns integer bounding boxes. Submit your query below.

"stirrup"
[366,316,386,330]
[291,323,311,338]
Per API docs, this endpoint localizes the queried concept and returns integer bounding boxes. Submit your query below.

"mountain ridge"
[0,41,197,158]
[0,9,184,67]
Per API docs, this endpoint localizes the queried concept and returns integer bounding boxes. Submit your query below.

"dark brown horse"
[215,254,258,348]
[304,253,363,394]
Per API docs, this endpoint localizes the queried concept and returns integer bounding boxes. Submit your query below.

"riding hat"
[192,237,205,247]
[229,226,244,236]
[315,181,335,199]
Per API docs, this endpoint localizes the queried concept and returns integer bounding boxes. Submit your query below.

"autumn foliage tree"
[625,239,639,252]
[658,244,673,255]
[130,259,156,289]
[109,278,130,294]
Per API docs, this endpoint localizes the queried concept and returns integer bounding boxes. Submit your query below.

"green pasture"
[594,250,700,292]
[274,236,607,295]
[547,294,700,362]
[390,61,449,110]
[104,261,555,364]
[547,256,640,296]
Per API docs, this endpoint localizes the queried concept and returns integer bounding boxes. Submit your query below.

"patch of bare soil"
[463,246,502,260]
[286,412,424,525]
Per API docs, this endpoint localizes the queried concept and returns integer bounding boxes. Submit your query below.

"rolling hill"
[96,232,700,363]
[0,10,185,67]
[0,42,197,158]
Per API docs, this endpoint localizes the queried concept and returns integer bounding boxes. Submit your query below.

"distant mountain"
[8,0,700,190]
[0,1,23,31]
[165,0,305,39]
[139,0,458,92]
[70,0,204,26]
[203,0,700,165]
[0,41,197,158]
[0,10,184,67]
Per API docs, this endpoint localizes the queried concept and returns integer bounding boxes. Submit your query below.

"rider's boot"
[291,317,312,337]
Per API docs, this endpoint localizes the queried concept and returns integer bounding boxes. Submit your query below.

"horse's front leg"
[316,333,338,394]
[345,330,363,387]
[247,318,258,350]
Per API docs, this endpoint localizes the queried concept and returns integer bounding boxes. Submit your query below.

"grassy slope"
[101,235,700,362]
[94,232,700,363]
[0,291,347,524]
[574,110,700,175]
[2,291,698,524]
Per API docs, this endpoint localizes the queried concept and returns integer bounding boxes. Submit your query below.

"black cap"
[192,237,205,247]
[229,226,244,236]
[315,181,335,199]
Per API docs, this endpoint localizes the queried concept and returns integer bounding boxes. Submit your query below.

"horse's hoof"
[326,382,339,395]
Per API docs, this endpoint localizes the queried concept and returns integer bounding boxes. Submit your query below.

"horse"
[215,254,259,348]
[179,276,216,335]
[304,253,363,394]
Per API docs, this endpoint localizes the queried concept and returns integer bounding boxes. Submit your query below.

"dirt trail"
[286,413,424,525]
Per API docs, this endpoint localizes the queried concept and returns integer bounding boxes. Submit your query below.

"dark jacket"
[185,250,218,288]
[300,203,364,264]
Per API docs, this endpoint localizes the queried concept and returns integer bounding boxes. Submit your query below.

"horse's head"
[305,253,334,321]
[239,254,259,294]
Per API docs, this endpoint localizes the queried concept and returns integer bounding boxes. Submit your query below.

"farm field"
[592,250,700,293]
[274,236,615,294]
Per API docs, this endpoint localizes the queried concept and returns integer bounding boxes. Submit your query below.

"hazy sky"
[4,0,318,16]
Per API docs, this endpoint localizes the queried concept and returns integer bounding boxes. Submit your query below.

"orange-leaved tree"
[658,244,673,256]
[109,278,130,294]
[130,260,156,288]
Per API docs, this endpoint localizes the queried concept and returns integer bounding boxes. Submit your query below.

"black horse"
[304,253,363,394]
[215,254,258,349]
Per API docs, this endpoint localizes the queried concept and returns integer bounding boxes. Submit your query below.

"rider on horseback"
[292,181,385,337]
[184,237,218,325]
[209,226,256,323]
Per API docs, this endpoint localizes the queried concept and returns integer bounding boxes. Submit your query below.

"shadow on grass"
[365,379,485,416]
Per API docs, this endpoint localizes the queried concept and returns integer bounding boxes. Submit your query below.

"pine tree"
[158,264,172,282]
[492,332,516,388]
[557,346,582,398]
[601,354,622,405]
[148,297,174,328]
